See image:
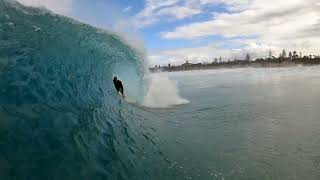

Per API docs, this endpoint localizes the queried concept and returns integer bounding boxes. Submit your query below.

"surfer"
[113,77,125,98]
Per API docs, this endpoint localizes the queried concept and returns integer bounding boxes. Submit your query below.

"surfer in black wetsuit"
[113,77,125,98]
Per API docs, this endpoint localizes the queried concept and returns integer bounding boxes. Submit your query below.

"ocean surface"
[148,67,320,180]
[1,1,320,179]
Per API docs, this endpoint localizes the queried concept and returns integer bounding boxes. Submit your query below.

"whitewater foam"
[143,72,189,108]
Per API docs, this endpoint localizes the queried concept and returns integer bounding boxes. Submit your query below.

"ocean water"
[0,1,168,179]
[1,1,320,180]
[147,67,320,180]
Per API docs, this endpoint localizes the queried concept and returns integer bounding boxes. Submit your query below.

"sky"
[15,0,320,66]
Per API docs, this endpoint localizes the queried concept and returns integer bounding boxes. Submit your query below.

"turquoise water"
[0,1,168,179]
[1,1,320,179]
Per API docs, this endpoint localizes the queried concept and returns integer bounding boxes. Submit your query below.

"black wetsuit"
[113,79,124,95]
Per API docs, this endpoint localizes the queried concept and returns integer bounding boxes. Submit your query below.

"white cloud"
[189,0,250,10]
[149,44,232,66]
[148,39,305,66]
[132,0,211,28]
[162,0,320,39]
[156,6,201,19]
[159,0,320,61]
[16,0,74,15]
[133,0,180,27]
[131,0,251,28]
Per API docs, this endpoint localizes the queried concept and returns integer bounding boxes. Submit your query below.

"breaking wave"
[0,1,187,179]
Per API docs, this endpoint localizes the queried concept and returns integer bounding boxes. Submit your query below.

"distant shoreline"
[150,56,320,73]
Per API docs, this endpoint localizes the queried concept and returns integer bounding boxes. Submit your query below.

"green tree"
[289,51,292,60]
[293,51,297,59]
[246,53,251,61]
[282,49,287,57]
[269,50,272,58]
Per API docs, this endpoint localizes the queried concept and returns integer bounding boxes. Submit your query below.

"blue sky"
[68,0,228,50]
[17,0,320,65]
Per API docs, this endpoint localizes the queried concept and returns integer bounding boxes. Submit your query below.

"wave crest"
[0,1,174,179]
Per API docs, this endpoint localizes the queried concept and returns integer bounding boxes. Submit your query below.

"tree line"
[150,50,320,72]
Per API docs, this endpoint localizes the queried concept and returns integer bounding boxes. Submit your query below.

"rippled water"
[146,66,320,180]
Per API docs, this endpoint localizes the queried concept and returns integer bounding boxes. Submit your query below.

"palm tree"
[293,51,297,59]
[282,49,287,57]
[246,53,251,61]
[289,51,293,60]
[269,50,272,59]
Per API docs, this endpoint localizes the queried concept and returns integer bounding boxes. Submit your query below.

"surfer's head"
[113,76,118,81]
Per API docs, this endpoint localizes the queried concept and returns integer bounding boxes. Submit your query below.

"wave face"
[0,1,170,179]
